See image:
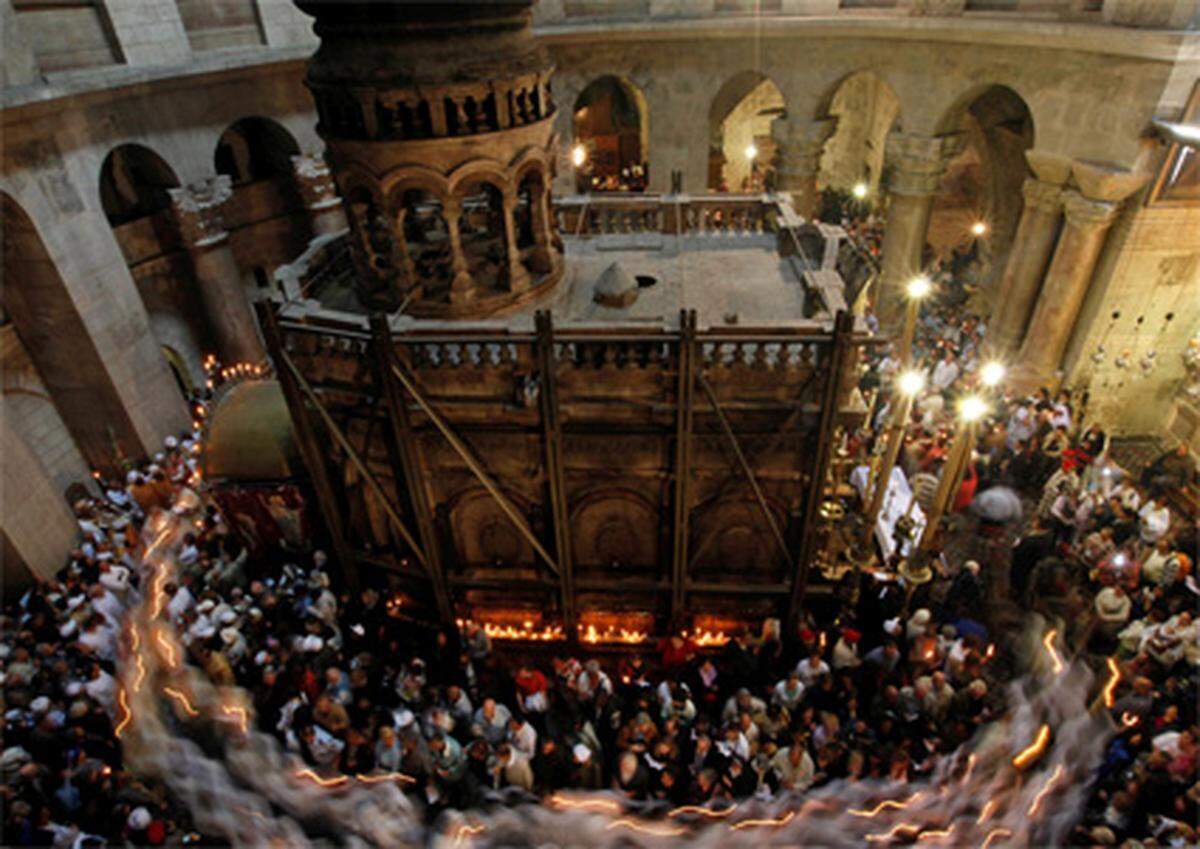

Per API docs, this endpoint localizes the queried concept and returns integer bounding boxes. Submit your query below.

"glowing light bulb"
[898,370,926,397]
[852,182,868,200]
[958,395,988,423]
[906,275,933,300]
[979,361,1006,388]
[571,144,587,168]
[971,221,988,236]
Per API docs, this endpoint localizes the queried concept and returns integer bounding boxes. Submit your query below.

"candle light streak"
[981,827,1012,848]
[294,768,350,788]
[1026,764,1064,817]
[977,798,998,824]
[1042,629,1064,675]
[667,804,736,819]
[453,823,486,847]
[1121,711,1139,728]
[220,704,249,735]
[865,823,920,843]
[156,628,178,669]
[355,772,417,785]
[163,686,200,717]
[549,794,622,813]
[1012,724,1051,769]
[730,811,795,830]
[849,796,918,818]
[114,686,133,738]
[605,818,687,837]
[1102,656,1121,708]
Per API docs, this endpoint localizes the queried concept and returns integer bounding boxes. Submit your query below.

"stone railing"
[552,193,778,237]
[535,0,1200,28]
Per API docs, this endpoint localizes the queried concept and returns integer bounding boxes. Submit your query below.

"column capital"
[290,153,342,211]
[1061,190,1120,230]
[884,132,964,197]
[1021,178,1064,215]
[169,176,233,248]
[774,116,838,178]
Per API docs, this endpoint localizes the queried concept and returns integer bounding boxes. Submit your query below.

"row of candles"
[455,617,732,647]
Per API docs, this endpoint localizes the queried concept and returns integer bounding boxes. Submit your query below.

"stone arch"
[569,486,660,574]
[447,486,536,568]
[708,70,787,192]
[447,158,514,198]
[689,493,790,580]
[1,191,144,473]
[572,75,649,192]
[214,116,302,185]
[99,143,181,226]
[98,144,209,388]
[816,71,902,202]
[929,84,1035,280]
[454,176,511,291]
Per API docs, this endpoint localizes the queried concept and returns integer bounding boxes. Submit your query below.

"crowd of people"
[1,246,1196,847]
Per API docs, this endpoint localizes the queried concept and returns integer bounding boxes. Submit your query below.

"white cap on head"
[30,697,50,715]
[165,436,179,449]
[127,807,152,831]
[573,744,592,763]
[126,471,140,485]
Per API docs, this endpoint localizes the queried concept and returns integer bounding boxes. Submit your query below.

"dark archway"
[708,71,786,192]
[572,76,648,192]
[99,143,180,226]
[215,117,301,185]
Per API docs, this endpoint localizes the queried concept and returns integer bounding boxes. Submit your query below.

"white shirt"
[931,359,959,392]
[796,657,830,686]
[1138,502,1170,545]
[167,586,194,622]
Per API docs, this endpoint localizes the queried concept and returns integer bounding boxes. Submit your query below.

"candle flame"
[549,794,621,813]
[1012,724,1051,769]
[982,827,1012,848]
[1121,711,1139,728]
[355,771,417,785]
[849,796,917,818]
[668,804,736,819]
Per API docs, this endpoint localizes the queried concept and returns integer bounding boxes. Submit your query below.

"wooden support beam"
[670,309,696,627]
[388,359,562,578]
[369,314,454,625]
[788,310,855,635]
[257,303,359,591]
[272,331,434,589]
[697,371,795,573]
[535,311,576,631]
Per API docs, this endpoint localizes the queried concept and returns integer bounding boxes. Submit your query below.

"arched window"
[572,76,649,193]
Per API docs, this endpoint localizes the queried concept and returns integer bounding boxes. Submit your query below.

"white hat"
[165,436,179,449]
[254,650,271,666]
[220,627,241,645]
[126,471,140,485]
[30,697,50,715]
[196,600,216,614]
[573,744,592,763]
[302,635,324,653]
[127,807,152,831]
[65,682,83,697]
[59,621,78,639]
[153,452,165,463]
[191,621,216,640]
[883,618,902,636]
[394,708,415,729]
[249,607,263,620]
[1096,587,1131,623]
[66,595,86,612]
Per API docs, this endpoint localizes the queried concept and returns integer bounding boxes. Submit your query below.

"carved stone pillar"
[773,116,837,220]
[443,199,475,305]
[290,153,348,236]
[876,132,963,327]
[1016,191,1121,386]
[169,176,264,364]
[502,190,531,293]
[990,178,1064,354]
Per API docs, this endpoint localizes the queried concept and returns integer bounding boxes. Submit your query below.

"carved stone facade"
[298,1,564,316]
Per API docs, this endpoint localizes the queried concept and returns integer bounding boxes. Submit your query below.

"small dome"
[593,261,639,307]
[203,380,302,482]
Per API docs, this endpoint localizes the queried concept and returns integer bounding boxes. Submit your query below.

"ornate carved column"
[876,132,963,327]
[290,153,348,237]
[169,176,264,364]
[443,199,475,305]
[990,178,1065,353]
[502,191,531,293]
[773,116,837,220]
[1016,191,1121,386]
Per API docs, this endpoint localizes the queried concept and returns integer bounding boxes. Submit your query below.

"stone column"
[876,132,963,327]
[290,153,348,237]
[169,176,264,365]
[501,190,531,292]
[1016,191,1121,387]
[442,199,476,305]
[773,116,837,220]
[990,178,1065,354]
